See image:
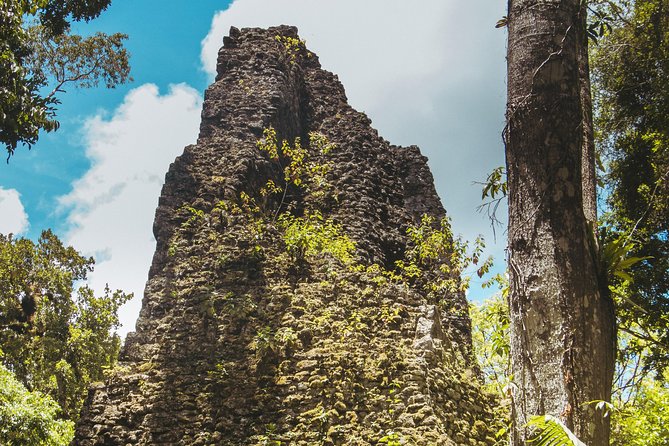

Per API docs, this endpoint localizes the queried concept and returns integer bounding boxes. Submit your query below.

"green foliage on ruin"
[400,214,492,295]
[347,214,493,323]
[257,126,335,216]
[163,128,498,443]
[274,34,311,64]
[278,211,355,266]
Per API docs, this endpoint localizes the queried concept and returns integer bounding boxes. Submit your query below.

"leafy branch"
[476,166,508,238]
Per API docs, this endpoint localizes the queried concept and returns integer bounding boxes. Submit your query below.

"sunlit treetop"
[0,0,130,160]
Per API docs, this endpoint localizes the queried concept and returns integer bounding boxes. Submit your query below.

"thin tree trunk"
[505,1,616,445]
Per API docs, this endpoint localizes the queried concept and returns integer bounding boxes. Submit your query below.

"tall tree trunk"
[505,1,616,445]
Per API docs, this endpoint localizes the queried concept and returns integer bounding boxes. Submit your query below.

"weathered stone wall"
[73,26,498,446]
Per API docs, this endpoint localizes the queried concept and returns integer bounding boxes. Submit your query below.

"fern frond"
[527,415,586,446]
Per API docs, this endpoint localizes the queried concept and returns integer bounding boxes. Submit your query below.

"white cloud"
[202,0,509,298]
[0,187,29,235]
[59,83,202,336]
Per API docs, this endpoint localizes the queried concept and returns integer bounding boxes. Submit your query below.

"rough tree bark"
[505,1,616,445]
[577,2,598,227]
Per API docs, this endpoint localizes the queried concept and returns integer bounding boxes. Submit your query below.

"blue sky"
[1,0,224,236]
[0,0,508,335]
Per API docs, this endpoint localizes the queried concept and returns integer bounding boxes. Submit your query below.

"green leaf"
[527,415,586,446]
[495,16,508,28]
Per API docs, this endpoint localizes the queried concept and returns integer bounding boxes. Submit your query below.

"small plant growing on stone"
[384,379,402,415]
[179,205,206,229]
[395,214,493,299]
[378,431,402,446]
[311,309,333,328]
[238,78,252,95]
[250,326,275,357]
[302,402,329,429]
[274,35,308,64]
[257,127,335,218]
[207,363,229,381]
[250,326,299,358]
[278,210,355,266]
[256,423,281,446]
[379,305,403,326]
[274,327,298,352]
[343,309,367,336]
